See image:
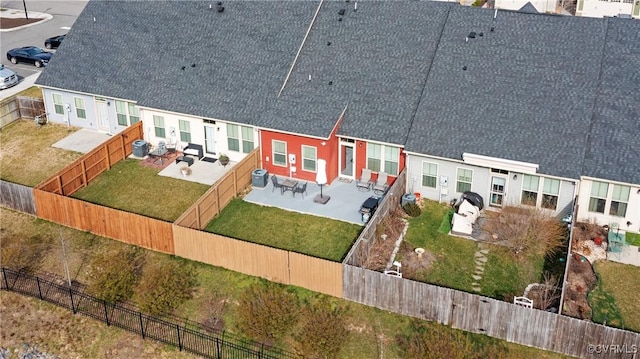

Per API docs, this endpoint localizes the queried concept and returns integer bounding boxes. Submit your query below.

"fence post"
[139,312,145,339]
[103,300,110,326]
[215,337,221,359]
[36,277,43,300]
[2,268,8,289]
[69,287,76,314]
[176,324,182,351]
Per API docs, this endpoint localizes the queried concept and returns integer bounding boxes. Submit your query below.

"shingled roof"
[36,1,640,184]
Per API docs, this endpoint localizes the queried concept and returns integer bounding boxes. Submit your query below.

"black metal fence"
[1,267,297,359]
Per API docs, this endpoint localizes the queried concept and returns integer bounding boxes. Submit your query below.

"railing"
[1,267,297,359]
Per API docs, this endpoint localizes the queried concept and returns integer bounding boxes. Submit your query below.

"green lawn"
[404,200,548,298]
[72,159,209,222]
[589,261,640,332]
[204,199,362,262]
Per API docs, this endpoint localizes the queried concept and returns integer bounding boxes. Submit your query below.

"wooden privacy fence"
[175,148,260,229]
[0,180,36,215]
[343,265,640,359]
[36,122,143,195]
[33,189,174,254]
[0,96,45,128]
[343,169,407,267]
[173,225,343,297]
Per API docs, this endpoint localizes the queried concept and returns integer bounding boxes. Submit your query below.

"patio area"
[243,177,382,225]
[156,158,237,186]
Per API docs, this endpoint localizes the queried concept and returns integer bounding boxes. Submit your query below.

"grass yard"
[0,119,82,186]
[204,198,361,261]
[0,208,569,359]
[404,200,548,299]
[589,261,640,332]
[71,159,209,222]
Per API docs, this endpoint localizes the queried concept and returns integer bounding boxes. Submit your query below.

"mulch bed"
[0,17,44,29]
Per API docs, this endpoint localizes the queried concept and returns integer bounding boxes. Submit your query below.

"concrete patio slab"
[607,245,640,266]
[244,177,381,225]
[51,128,112,153]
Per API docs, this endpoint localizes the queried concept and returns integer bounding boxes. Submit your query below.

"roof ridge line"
[404,4,452,147]
[277,0,325,98]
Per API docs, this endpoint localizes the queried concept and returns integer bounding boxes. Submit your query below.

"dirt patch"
[563,254,598,319]
[0,16,44,29]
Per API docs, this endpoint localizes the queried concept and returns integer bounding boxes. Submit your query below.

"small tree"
[294,298,349,359]
[537,271,561,311]
[236,281,299,344]
[134,258,198,316]
[86,247,144,303]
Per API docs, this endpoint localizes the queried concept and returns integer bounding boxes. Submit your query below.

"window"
[153,115,165,138]
[227,124,254,153]
[541,178,560,210]
[177,120,191,143]
[456,168,472,193]
[609,185,630,217]
[589,181,608,213]
[384,146,399,175]
[74,97,86,119]
[367,144,381,172]
[128,104,140,124]
[52,93,64,114]
[302,146,317,172]
[272,140,287,166]
[422,162,437,188]
[227,124,239,152]
[115,101,127,126]
[521,174,539,206]
[240,126,254,153]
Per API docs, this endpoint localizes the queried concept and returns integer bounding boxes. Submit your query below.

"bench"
[176,156,194,167]
[182,143,204,160]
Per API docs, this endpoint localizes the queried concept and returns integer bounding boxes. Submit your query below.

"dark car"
[44,34,66,49]
[6,46,52,68]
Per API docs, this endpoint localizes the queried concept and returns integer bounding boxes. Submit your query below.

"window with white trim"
[227,124,239,152]
[456,168,473,193]
[74,97,86,119]
[128,104,140,124]
[115,101,127,126]
[52,93,64,114]
[272,140,287,166]
[366,143,399,175]
[179,120,191,143]
[588,181,608,213]
[302,145,317,172]
[422,162,437,188]
[541,178,560,210]
[240,126,254,153]
[609,185,629,217]
[153,115,165,138]
[521,174,539,206]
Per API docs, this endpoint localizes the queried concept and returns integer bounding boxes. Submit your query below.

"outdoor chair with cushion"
[271,175,283,193]
[373,172,389,195]
[293,182,307,199]
[356,168,373,192]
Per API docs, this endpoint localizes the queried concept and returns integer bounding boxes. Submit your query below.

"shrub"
[86,247,144,303]
[0,234,50,273]
[134,258,198,316]
[236,281,299,344]
[294,298,349,358]
[403,202,422,217]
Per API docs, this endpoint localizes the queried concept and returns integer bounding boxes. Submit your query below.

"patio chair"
[271,175,283,193]
[293,182,307,199]
[372,172,389,195]
[356,168,372,192]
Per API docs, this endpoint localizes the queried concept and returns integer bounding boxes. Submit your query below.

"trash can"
[401,193,417,207]
[252,169,268,188]
[132,140,148,158]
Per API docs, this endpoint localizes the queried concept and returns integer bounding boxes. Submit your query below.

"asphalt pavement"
[0,1,88,100]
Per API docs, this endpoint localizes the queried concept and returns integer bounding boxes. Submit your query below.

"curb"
[0,8,53,32]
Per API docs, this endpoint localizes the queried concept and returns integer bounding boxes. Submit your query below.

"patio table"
[281,179,298,196]
[148,148,168,165]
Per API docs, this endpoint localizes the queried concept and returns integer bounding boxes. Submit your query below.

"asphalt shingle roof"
[406,7,640,183]
[37,1,640,184]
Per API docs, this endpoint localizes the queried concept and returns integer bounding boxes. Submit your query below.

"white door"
[204,125,216,155]
[96,101,109,132]
[489,176,506,207]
